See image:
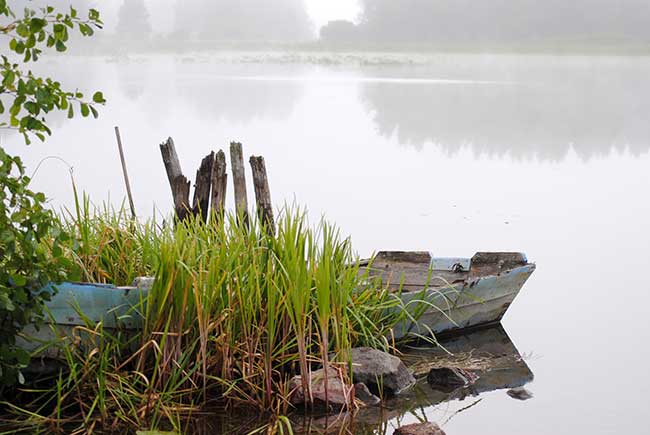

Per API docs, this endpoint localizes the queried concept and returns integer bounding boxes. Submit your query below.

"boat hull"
[394,263,535,339]
[21,252,535,357]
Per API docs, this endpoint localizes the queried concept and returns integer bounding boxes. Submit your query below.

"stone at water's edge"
[348,347,416,395]
[289,367,350,408]
[427,367,478,392]
[288,367,382,408]
[394,422,446,435]
[507,386,534,400]
[354,383,381,406]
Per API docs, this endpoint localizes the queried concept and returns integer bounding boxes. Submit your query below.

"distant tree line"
[173,0,312,43]
[321,0,650,48]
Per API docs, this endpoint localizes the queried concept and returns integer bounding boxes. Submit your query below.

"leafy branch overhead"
[0,1,105,389]
[0,1,105,143]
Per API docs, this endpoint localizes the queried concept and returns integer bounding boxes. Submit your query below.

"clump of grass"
[2,201,427,434]
[60,190,160,285]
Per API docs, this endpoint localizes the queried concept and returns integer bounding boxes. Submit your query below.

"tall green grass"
[3,199,431,433]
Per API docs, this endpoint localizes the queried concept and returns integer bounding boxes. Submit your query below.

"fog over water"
[4,51,649,432]
[3,1,650,434]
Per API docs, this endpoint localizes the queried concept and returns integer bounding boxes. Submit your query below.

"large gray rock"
[394,422,446,435]
[348,347,416,395]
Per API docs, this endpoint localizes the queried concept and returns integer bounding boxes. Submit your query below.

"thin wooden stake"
[211,150,227,217]
[160,137,191,221]
[114,126,136,220]
[229,142,249,226]
[192,151,215,222]
[249,155,274,235]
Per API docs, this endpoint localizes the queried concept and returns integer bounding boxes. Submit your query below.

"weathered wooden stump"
[229,142,249,227]
[249,155,274,235]
[160,137,191,221]
[160,138,275,230]
[211,150,228,218]
[192,152,215,222]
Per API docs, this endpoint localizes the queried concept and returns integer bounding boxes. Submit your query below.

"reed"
[2,200,432,433]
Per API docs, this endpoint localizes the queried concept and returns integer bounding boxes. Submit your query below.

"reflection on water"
[184,325,533,434]
[359,56,650,160]
[173,63,304,124]
[8,54,650,161]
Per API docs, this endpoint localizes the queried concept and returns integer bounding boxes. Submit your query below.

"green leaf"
[16,23,29,38]
[80,103,89,117]
[55,40,66,52]
[11,274,27,287]
[9,103,21,117]
[92,91,104,103]
[2,70,15,87]
[24,101,39,115]
[29,17,46,33]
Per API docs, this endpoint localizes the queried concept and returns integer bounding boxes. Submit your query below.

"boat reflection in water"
[290,324,534,435]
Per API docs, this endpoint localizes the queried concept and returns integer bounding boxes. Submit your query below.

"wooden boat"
[363,251,535,340]
[21,251,534,358]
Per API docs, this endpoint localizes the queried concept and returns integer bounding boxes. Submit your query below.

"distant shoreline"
[61,34,650,60]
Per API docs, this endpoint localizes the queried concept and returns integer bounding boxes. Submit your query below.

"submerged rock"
[507,387,534,400]
[348,347,416,395]
[394,422,446,435]
[426,367,478,392]
[289,367,352,408]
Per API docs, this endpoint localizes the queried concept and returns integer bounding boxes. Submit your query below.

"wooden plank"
[159,137,191,220]
[211,150,227,217]
[192,151,215,222]
[249,155,274,235]
[229,142,249,226]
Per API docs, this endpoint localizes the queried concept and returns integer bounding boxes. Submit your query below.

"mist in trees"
[173,0,312,43]
[116,0,152,40]
[321,0,650,48]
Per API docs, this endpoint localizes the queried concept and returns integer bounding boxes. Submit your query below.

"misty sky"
[82,0,358,35]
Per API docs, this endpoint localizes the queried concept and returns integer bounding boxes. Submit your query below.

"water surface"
[4,52,649,434]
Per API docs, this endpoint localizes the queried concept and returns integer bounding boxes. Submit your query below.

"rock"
[354,382,381,406]
[348,347,416,395]
[394,422,446,435]
[507,387,534,400]
[289,367,352,408]
[427,367,478,392]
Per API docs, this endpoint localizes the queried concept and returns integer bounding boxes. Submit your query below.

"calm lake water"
[4,52,650,434]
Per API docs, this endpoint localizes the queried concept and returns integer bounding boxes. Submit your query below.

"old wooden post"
[249,155,274,235]
[192,152,215,222]
[229,142,249,226]
[211,150,227,217]
[114,126,137,220]
[159,137,191,220]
